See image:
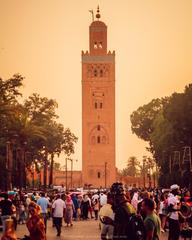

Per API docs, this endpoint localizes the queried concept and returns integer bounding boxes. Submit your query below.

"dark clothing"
[81,200,90,220]
[0,199,13,216]
[113,201,135,240]
[53,217,62,236]
[168,218,180,240]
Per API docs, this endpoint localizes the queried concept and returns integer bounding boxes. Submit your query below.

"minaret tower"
[82,7,116,188]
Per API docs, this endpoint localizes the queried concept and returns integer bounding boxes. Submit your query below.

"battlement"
[81,50,115,56]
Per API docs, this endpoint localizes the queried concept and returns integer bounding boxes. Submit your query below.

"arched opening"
[100,69,103,77]
[97,136,100,144]
[97,172,101,178]
[94,69,97,77]
[94,42,97,49]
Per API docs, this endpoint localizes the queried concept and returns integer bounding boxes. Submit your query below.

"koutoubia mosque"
[81,7,116,187]
[34,7,143,188]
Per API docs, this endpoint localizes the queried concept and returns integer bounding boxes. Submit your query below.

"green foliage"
[0,74,78,190]
[130,84,192,187]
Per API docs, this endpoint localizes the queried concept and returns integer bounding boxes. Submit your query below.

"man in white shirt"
[52,194,66,236]
[99,193,114,240]
[167,184,180,240]
[100,192,107,207]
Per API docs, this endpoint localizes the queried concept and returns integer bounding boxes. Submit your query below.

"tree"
[119,156,140,177]
[130,84,192,187]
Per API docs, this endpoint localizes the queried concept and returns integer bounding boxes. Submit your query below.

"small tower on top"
[89,6,107,55]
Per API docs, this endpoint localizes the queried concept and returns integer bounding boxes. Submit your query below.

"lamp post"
[65,157,68,191]
[104,162,107,188]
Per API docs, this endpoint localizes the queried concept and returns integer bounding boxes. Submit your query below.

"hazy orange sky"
[0,0,192,170]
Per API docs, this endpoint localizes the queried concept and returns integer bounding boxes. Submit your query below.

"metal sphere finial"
[96,5,101,20]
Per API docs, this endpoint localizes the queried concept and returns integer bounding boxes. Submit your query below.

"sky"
[0,0,192,170]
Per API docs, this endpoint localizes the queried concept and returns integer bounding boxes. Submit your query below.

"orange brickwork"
[82,9,116,188]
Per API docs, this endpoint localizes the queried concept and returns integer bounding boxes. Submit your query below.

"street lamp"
[104,162,107,188]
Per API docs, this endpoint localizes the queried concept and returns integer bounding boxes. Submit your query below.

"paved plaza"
[0,219,169,240]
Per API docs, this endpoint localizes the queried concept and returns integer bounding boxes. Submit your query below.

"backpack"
[127,214,145,240]
[114,203,145,240]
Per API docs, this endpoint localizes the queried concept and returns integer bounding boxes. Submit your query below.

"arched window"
[100,102,103,109]
[99,42,102,48]
[97,136,100,144]
[95,102,97,109]
[94,69,97,77]
[98,172,101,178]
[100,69,103,77]
[97,125,100,131]
[94,42,97,49]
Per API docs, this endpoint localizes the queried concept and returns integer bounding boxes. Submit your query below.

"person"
[37,192,50,232]
[167,184,180,240]
[52,194,66,236]
[81,195,90,220]
[110,182,137,240]
[100,192,107,207]
[26,201,46,240]
[159,194,168,232]
[71,194,79,221]
[0,193,13,233]
[1,218,17,240]
[142,198,161,240]
[99,193,115,240]
[93,198,99,220]
[64,195,74,227]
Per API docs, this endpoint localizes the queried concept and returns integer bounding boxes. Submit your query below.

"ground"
[0,219,169,240]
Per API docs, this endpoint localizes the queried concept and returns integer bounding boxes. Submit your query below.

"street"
[0,219,169,240]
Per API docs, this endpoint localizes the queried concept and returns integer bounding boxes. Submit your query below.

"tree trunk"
[49,153,54,187]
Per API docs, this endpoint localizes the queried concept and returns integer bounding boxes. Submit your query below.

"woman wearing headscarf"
[26,201,46,240]
[64,195,74,226]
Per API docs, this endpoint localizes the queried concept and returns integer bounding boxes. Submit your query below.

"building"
[82,7,116,188]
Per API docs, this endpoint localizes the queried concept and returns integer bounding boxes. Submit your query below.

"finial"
[96,5,101,20]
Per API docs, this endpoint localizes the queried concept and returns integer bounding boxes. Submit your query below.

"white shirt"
[92,194,99,201]
[167,193,179,220]
[52,198,66,218]
[100,194,107,206]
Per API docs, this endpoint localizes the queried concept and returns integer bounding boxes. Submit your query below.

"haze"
[0,0,192,170]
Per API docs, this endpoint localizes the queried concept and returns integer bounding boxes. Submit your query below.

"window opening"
[94,42,97,49]
[99,42,102,48]
[97,136,100,143]
[100,69,103,77]
[100,102,103,109]
[95,102,97,109]
[94,69,97,77]
[98,172,101,178]
[97,125,100,131]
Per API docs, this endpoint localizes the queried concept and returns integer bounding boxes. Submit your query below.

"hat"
[170,184,180,190]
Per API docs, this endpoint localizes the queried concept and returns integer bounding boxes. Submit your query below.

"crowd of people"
[0,183,191,240]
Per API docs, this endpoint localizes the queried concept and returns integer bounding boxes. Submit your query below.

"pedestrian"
[37,192,50,232]
[167,184,181,240]
[71,194,79,221]
[81,195,90,220]
[64,195,74,227]
[142,198,161,240]
[99,193,114,240]
[0,193,13,233]
[26,201,46,240]
[100,192,107,208]
[93,198,99,220]
[52,194,66,236]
